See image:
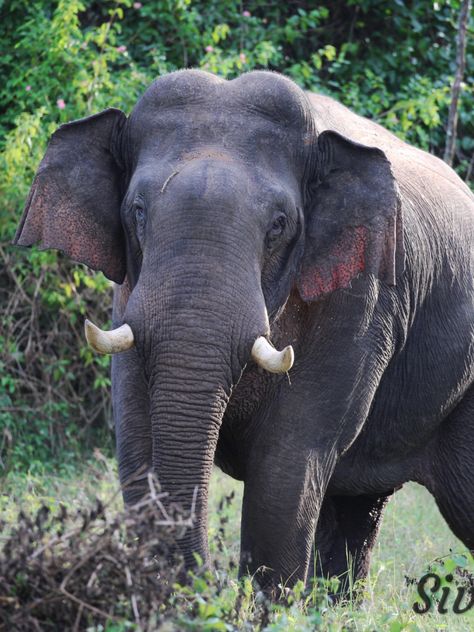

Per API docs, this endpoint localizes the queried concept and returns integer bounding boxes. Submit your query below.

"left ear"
[13,108,127,283]
[297,130,404,302]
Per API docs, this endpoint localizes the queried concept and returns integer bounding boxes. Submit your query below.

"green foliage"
[0,244,114,474]
[1,0,473,473]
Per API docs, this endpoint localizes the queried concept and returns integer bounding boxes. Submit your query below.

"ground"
[1,456,473,631]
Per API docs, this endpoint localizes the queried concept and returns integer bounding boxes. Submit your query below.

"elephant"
[14,70,474,595]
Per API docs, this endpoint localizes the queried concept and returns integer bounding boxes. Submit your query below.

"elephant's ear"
[297,130,404,301]
[13,108,127,284]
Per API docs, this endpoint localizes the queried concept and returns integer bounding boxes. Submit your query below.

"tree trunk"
[443,0,472,166]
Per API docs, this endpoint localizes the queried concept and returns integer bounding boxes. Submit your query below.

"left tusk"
[84,319,135,354]
[251,336,294,374]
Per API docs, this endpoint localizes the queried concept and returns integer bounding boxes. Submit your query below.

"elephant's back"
[306,92,474,205]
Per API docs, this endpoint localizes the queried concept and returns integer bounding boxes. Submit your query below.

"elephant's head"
[14,70,403,568]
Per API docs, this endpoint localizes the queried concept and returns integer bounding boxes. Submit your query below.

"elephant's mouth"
[84,319,294,374]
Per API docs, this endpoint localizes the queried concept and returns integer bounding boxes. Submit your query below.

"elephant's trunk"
[121,260,268,567]
[147,350,230,565]
[141,301,246,566]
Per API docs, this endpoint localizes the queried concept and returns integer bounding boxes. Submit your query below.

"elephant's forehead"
[135,69,309,124]
[126,70,311,160]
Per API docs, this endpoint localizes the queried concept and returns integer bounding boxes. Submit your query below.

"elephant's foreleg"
[239,447,324,594]
[310,492,392,598]
[239,282,396,594]
[112,347,152,505]
[239,399,336,594]
[112,282,152,505]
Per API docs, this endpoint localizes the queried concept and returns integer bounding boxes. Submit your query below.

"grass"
[1,454,473,631]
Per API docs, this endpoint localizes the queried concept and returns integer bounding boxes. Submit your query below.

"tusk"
[251,336,294,374]
[84,319,135,355]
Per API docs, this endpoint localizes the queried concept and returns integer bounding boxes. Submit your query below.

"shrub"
[0,478,187,630]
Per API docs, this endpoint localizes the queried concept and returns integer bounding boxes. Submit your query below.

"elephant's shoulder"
[305,91,406,152]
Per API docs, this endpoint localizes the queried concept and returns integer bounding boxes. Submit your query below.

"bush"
[0,479,187,630]
[0,247,113,473]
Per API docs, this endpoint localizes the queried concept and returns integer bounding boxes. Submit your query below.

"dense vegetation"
[1,0,473,474]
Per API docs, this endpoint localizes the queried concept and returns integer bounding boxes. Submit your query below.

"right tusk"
[251,336,294,374]
[84,319,135,355]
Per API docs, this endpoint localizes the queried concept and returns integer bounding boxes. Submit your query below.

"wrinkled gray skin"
[15,70,474,594]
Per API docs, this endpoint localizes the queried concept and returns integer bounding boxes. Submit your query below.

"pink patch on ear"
[299,226,368,300]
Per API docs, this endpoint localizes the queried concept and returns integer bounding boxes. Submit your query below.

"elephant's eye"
[135,204,145,225]
[134,202,147,243]
[267,214,286,241]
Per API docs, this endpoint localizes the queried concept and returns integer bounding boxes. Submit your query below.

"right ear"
[14,108,127,284]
